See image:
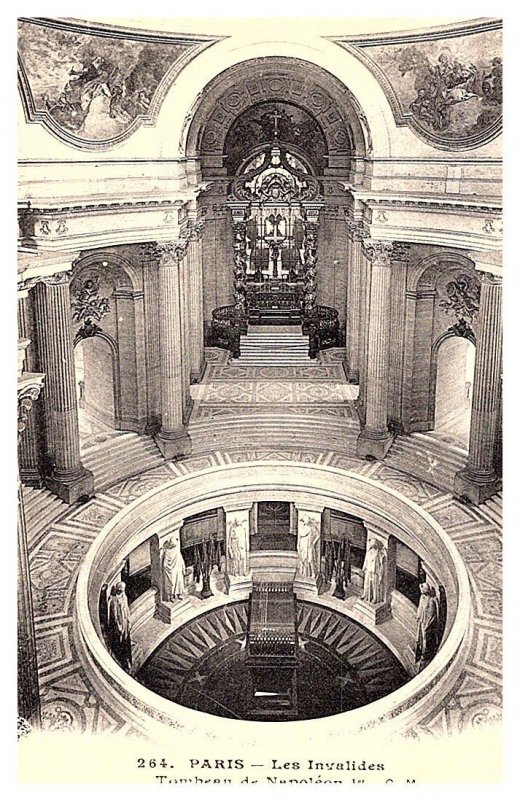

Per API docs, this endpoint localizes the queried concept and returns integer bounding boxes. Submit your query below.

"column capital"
[362,239,409,265]
[361,239,393,265]
[186,219,205,242]
[18,269,72,293]
[479,271,503,285]
[155,240,190,265]
[345,215,369,242]
[18,374,45,438]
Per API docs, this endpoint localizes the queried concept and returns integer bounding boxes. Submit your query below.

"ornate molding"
[447,318,476,342]
[345,216,369,241]
[361,239,407,265]
[155,240,190,265]
[17,375,45,438]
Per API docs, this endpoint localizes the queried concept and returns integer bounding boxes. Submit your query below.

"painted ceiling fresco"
[334,25,502,148]
[17,19,220,147]
[224,102,328,175]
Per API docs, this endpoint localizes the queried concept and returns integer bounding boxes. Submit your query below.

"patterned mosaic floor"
[28,446,501,739]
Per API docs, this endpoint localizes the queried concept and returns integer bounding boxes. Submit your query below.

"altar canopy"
[227,109,323,324]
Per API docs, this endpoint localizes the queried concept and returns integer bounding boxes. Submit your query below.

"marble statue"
[415,582,440,669]
[362,539,387,604]
[297,514,320,578]
[162,535,186,601]
[107,581,132,672]
[227,518,249,576]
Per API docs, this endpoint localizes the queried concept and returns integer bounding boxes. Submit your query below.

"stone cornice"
[326,17,501,46]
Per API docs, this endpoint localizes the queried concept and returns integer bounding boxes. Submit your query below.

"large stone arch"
[184,56,371,180]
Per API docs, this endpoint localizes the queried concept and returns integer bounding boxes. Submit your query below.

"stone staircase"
[81,432,165,492]
[479,492,503,528]
[386,432,468,494]
[189,413,359,456]
[234,326,312,366]
[21,486,68,546]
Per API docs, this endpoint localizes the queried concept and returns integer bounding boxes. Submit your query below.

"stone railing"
[75,461,471,743]
[303,305,340,358]
[209,305,247,358]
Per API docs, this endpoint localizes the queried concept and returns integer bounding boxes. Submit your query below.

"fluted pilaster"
[155,242,191,459]
[18,294,43,485]
[34,274,93,502]
[187,221,206,382]
[455,273,502,503]
[177,246,193,421]
[344,219,366,383]
[17,364,44,724]
[357,241,405,460]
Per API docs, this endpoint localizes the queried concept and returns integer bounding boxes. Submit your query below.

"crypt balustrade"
[76,460,470,738]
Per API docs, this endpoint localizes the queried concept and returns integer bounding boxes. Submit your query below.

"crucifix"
[272,107,280,139]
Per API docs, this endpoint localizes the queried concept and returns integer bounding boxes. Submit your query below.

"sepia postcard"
[16,11,503,785]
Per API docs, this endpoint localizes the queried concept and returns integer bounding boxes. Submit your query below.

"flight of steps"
[189,414,359,456]
[22,486,68,546]
[233,327,312,366]
[386,432,468,494]
[479,492,503,528]
[81,432,165,492]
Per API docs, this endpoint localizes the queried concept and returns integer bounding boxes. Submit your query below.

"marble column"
[140,243,161,434]
[356,241,402,460]
[18,295,43,486]
[34,274,94,503]
[354,528,395,626]
[454,273,503,504]
[178,246,193,422]
[223,503,253,595]
[294,503,324,595]
[17,367,45,727]
[155,242,192,460]
[344,220,366,383]
[187,221,206,382]
[356,247,371,425]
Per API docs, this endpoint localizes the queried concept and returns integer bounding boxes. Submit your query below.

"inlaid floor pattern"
[137,600,409,720]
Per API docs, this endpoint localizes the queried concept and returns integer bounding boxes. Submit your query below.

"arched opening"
[75,335,119,449]
[433,336,476,450]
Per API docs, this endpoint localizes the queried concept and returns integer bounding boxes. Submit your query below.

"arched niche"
[430,332,476,450]
[401,252,481,434]
[71,250,149,433]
